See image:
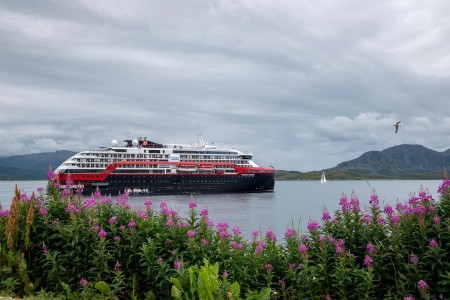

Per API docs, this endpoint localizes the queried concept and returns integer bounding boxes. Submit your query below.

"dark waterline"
[0,180,443,240]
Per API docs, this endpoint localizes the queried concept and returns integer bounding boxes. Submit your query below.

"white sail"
[320,171,327,184]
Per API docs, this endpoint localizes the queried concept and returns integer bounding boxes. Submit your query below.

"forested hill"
[0,144,449,180]
[277,144,450,180]
[0,150,76,180]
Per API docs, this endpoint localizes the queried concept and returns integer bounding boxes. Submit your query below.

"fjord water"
[0,180,443,240]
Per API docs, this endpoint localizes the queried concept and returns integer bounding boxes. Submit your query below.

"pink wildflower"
[284,228,296,238]
[429,239,438,248]
[363,255,373,268]
[79,278,88,286]
[186,230,196,238]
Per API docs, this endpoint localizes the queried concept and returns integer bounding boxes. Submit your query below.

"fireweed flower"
[217,222,229,231]
[322,207,331,222]
[383,204,394,215]
[408,195,420,205]
[377,217,385,224]
[136,210,148,219]
[390,215,401,225]
[83,198,97,208]
[100,197,112,204]
[438,179,450,195]
[21,194,31,203]
[350,192,360,212]
[417,280,428,291]
[186,230,196,238]
[156,257,164,265]
[166,219,174,227]
[339,193,351,212]
[254,241,265,255]
[366,242,377,256]
[252,230,259,240]
[409,253,419,265]
[219,230,231,239]
[230,241,244,250]
[0,209,10,218]
[47,170,56,180]
[361,213,373,224]
[108,216,117,224]
[413,205,427,217]
[188,200,197,209]
[307,220,320,231]
[92,190,101,198]
[404,296,415,300]
[178,221,189,228]
[128,220,136,228]
[429,239,438,248]
[335,239,345,255]
[363,255,373,268]
[113,236,121,241]
[232,226,241,236]
[284,228,296,238]
[223,271,229,278]
[144,199,152,206]
[79,278,88,286]
[433,216,441,224]
[298,244,309,260]
[98,230,108,238]
[319,235,327,247]
[265,230,277,242]
[174,259,183,270]
[42,243,49,255]
[298,244,308,253]
[265,264,273,273]
[39,207,48,215]
[201,239,208,245]
[369,191,379,208]
[66,204,81,214]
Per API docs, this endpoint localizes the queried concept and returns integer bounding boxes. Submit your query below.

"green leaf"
[171,285,183,300]
[95,281,111,294]
[145,290,157,300]
[170,277,183,291]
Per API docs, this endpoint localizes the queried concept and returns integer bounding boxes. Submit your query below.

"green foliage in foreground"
[1,178,450,299]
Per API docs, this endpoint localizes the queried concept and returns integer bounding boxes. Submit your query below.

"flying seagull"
[393,121,401,133]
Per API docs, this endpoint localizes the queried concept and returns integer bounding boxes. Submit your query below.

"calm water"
[0,180,444,240]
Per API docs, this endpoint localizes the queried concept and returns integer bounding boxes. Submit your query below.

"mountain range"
[0,144,449,180]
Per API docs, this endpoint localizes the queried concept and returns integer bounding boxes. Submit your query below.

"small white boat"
[320,171,328,184]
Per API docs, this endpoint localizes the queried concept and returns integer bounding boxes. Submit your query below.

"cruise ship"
[53,134,275,195]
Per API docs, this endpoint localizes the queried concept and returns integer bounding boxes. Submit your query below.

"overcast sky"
[1,0,449,172]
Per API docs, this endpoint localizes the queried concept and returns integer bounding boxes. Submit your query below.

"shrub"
[0,179,450,299]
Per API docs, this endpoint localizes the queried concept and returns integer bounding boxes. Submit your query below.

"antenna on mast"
[197,133,206,146]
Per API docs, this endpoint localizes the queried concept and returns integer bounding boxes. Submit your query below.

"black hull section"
[81,173,275,196]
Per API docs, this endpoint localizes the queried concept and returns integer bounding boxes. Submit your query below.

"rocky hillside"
[277,144,450,180]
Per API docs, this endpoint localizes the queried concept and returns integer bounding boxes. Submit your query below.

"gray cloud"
[1,0,449,171]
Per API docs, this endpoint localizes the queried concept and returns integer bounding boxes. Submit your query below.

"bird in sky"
[393,121,401,133]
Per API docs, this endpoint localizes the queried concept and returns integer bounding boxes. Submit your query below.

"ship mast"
[197,133,206,146]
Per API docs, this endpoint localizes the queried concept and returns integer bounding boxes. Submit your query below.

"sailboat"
[320,171,328,184]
